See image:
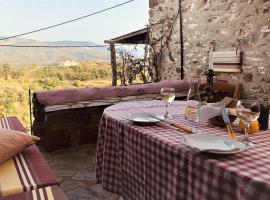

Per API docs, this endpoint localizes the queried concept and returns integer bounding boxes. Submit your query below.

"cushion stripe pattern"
[0,117,59,197]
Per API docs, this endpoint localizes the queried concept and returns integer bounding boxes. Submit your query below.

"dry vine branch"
[116,46,153,86]
[149,6,180,81]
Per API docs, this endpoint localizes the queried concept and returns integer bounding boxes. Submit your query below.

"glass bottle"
[258,97,269,130]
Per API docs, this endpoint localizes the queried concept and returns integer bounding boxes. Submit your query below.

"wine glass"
[160,88,175,118]
[236,100,260,146]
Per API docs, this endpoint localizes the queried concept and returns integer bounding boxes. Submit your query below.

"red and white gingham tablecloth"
[96,100,270,200]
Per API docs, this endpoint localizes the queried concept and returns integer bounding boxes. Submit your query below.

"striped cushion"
[212,51,242,72]
[3,185,67,200]
[0,117,59,197]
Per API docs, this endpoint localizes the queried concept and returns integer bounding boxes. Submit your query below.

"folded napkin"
[198,98,236,124]
[199,104,221,123]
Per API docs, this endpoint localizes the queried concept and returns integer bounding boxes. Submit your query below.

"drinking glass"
[185,79,201,123]
[236,100,260,146]
[160,88,175,118]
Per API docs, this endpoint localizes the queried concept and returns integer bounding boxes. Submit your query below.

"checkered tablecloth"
[96,100,270,200]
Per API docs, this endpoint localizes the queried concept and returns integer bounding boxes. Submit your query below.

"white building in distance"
[60,59,79,67]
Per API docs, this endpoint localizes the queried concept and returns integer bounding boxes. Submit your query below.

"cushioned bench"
[33,80,192,151]
[0,117,67,200]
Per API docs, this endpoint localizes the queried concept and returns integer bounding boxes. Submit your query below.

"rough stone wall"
[149,0,270,98]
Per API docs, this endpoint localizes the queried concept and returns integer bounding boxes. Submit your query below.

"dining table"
[95,100,270,200]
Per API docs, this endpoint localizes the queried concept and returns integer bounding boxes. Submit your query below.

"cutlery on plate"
[220,103,236,139]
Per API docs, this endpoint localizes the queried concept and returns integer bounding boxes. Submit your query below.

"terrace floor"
[39,144,123,200]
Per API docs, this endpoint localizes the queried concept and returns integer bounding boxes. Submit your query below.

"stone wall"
[149,0,270,98]
[33,93,188,151]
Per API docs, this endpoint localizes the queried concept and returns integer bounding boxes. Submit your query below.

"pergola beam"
[105,28,148,45]
[105,28,148,86]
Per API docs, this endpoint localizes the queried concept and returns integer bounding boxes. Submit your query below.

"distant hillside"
[0,37,110,66]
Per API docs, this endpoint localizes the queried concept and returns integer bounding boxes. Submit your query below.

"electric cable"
[0,44,124,48]
[0,44,109,48]
[0,0,135,41]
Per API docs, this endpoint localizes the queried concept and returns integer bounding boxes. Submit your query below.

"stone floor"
[40,144,123,200]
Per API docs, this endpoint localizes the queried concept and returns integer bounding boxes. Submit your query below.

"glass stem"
[165,103,169,116]
[244,123,250,141]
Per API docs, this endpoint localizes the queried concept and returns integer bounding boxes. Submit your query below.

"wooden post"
[179,0,184,79]
[110,43,117,86]
[29,89,33,134]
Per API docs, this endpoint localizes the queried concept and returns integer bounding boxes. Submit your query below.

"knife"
[220,103,236,139]
[169,122,201,134]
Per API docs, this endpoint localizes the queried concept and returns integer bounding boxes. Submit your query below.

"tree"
[3,64,10,80]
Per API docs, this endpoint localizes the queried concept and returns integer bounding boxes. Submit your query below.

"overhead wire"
[0,43,126,48]
[0,0,135,41]
[0,44,117,48]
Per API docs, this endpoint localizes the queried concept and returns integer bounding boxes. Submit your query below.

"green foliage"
[0,61,112,131]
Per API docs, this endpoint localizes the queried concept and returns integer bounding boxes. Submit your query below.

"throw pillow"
[0,128,40,164]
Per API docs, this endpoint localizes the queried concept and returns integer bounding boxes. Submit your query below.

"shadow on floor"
[39,144,122,200]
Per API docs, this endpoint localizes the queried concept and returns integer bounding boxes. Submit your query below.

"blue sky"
[0,0,149,44]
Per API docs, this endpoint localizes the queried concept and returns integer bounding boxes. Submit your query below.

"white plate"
[182,134,246,154]
[128,113,164,124]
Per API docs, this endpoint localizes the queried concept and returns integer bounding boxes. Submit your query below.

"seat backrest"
[200,80,242,101]
[212,81,241,99]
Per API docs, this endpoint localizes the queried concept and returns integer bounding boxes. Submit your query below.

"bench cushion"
[36,80,191,106]
[0,117,59,197]
[3,185,67,200]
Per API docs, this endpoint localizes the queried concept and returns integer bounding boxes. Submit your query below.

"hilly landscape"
[0,60,112,130]
[0,37,113,130]
[0,37,110,66]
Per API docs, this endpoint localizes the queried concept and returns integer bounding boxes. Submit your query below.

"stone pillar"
[149,0,270,98]
[149,0,159,8]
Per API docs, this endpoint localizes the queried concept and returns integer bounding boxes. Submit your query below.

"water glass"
[185,80,201,123]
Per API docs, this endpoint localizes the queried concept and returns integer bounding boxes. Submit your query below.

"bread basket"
[207,97,238,127]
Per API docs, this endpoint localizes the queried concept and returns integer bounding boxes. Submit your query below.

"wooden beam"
[110,43,117,86]
[105,28,148,44]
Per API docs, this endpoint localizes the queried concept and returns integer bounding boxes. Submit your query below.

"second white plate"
[182,134,246,154]
[128,113,164,124]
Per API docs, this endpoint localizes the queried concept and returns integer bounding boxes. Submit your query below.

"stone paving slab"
[39,144,123,200]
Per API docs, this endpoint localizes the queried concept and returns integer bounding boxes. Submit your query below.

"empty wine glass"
[160,88,175,118]
[236,100,260,146]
